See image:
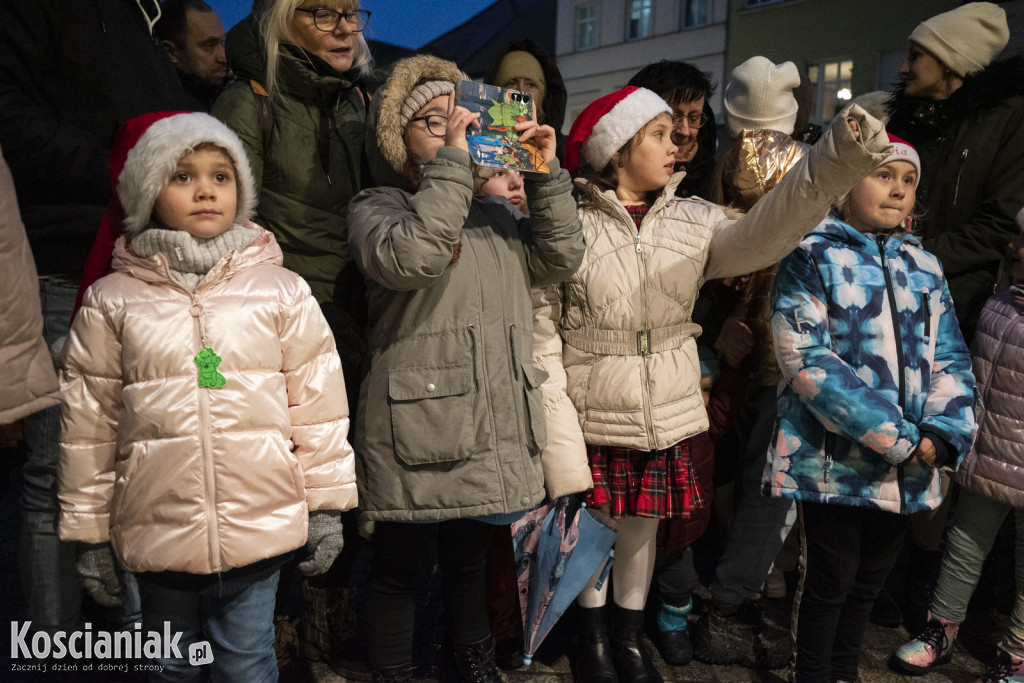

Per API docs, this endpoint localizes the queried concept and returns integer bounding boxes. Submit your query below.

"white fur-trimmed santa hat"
[565,86,671,175]
[117,112,256,234]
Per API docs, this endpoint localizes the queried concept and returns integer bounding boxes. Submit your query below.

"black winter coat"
[0,0,188,276]
[887,56,1024,340]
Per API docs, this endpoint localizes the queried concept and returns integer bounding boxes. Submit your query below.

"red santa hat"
[882,133,921,187]
[74,111,256,315]
[565,86,672,175]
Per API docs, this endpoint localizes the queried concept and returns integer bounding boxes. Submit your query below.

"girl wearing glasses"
[348,55,589,682]
[535,87,892,682]
[211,0,376,673]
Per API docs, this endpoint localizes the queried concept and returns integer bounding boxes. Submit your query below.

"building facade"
[555,0,1021,133]
[555,0,730,131]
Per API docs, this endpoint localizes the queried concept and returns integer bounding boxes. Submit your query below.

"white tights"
[576,515,661,611]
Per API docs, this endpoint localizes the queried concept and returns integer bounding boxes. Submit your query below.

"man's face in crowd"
[164,9,229,87]
[667,96,704,164]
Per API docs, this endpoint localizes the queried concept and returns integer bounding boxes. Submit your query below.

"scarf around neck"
[130,224,258,291]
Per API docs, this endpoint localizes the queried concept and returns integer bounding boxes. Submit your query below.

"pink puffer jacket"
[58,226,356,574]
[955,289,1024,507]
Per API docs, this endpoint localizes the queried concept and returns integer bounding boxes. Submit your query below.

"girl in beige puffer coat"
[537,87,892,681]
[57,112,355,680]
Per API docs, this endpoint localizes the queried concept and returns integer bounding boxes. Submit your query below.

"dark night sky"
[205,0,497,49]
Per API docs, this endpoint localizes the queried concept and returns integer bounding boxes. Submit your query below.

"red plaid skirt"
[586,441,705,519]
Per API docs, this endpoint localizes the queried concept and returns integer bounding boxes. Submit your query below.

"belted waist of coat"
[563,323,702,356]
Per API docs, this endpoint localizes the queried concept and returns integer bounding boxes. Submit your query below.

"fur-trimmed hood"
[368,54,467,185]
[887,55,1024,133]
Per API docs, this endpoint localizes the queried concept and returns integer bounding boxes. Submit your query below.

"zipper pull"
[953,148,969,207]
[635,234,642,254]
[823,453,833,484]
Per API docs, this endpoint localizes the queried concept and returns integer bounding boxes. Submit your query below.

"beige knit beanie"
[724,57,801,138]
[399,80,455,133]
[909,2,1009,77]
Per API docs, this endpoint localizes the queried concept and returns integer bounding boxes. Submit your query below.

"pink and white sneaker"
[890,616,958,674]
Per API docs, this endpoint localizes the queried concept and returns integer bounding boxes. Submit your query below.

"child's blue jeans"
[137,568,280,682]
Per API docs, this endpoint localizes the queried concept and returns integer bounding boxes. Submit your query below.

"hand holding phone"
[514,120,557,166]
[444,90,481,152]
[456,80,550,173]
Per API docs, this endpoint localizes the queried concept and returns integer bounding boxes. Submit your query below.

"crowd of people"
[0,1,1022,683]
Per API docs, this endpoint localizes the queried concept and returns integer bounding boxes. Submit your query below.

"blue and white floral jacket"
[762,216,977,514]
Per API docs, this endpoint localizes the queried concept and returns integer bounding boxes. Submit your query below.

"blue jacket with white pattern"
[762,216,976,514]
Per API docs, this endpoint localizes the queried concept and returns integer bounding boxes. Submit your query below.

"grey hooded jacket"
[348,143,584,522]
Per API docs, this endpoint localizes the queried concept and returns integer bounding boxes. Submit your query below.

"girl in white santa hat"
[534,86,892,681]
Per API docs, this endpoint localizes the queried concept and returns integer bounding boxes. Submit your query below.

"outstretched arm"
[705,104,891,280]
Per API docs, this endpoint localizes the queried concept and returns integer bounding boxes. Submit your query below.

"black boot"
[610,604,662,683]
[371,662,416,683]
[453,634,504,683]
[574,605,618,682]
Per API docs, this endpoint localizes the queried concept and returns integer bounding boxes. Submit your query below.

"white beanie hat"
[117,113,256,234]
[724,57,801,138]
[565,86,671,174]
[909,2,1009,77]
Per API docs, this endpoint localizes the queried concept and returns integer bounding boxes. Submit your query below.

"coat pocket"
[389,362,475,466]
[520,360,549,453]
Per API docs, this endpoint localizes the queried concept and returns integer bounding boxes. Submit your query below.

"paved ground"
[304,594,993,683]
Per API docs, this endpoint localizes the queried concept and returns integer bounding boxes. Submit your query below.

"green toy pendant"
[194,346,227,388]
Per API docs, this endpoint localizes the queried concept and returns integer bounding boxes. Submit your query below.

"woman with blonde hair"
[213,0,374,304]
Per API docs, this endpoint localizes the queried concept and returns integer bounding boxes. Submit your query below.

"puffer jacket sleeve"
[918,280,977,464]
[0,145,60,424]
[211,83,264,199]
[532,284,592,498]
[348,146,472,291]
[57,290,123,543]
[519,158,585,287]
[280,281,357,512]
[772,246,920,465]
[705,104,891,281]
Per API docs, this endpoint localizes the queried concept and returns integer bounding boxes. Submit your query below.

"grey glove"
[75,542,123,607]
[299,510,344,576]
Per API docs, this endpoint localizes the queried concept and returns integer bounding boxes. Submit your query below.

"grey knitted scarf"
[131,225,258,291]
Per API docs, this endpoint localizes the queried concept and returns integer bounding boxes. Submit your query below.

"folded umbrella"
[511,495,617,665]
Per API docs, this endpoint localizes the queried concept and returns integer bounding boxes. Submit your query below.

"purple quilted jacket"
[956,288,1024,507]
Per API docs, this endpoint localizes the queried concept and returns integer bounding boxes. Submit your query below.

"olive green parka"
[212,15,370,304]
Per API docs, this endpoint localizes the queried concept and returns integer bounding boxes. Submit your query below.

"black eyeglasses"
[295,8,371,33]
[671,111,710,129]
[409,114,448,137]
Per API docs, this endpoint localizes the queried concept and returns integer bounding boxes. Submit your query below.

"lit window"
[808,60,853,120]
[575,4,598,51]
[626,0,652,40]
[681,0,712,28]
